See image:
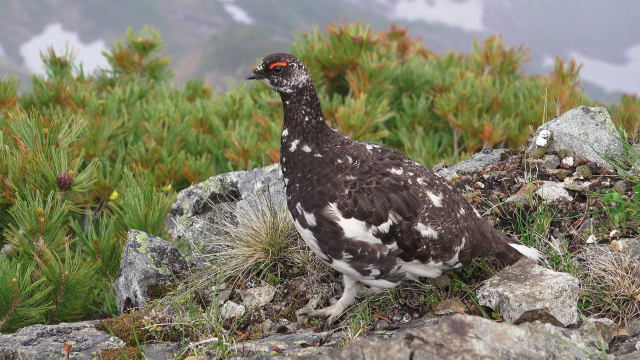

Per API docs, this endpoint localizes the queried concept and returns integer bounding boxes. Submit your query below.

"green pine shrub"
[0,23,638,333]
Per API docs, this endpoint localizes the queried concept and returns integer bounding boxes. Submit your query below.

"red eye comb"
[268,61,289,69]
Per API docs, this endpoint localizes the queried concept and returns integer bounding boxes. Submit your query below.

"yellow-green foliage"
[0,23,638,333]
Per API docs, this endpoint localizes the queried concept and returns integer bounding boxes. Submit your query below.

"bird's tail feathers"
[508,243,543,262]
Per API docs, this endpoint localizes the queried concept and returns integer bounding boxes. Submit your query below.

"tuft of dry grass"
[576,244,640,325]
[206,188,306,285]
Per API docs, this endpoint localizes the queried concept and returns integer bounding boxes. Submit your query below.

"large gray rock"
[322,315,605,360]
[167,170,244,240]
[528,106,624,169]
[477,259,580,327]
[115,230,190,313]
[0,321,124,360]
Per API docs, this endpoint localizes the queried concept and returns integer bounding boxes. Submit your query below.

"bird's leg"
[298,275,361,325]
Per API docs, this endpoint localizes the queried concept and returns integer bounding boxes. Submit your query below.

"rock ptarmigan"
[247,53,541,324]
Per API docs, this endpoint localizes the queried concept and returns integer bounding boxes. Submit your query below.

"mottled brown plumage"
[248,53,540,324]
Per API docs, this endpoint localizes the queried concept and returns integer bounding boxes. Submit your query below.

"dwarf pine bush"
[0,23,638,332]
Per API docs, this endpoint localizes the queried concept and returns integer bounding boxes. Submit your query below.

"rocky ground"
[0,106,638,359]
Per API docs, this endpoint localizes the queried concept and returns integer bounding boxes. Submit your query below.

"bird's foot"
[297,304,343,326]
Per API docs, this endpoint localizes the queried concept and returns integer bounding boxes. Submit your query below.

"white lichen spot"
[426,191,443,207]
[535,130,551,147]
[289,139,300,152]
[417,177,428,186]
[390,168,404,175]
[314,153,323,158]
[302,145,312,152]
[282,128,289,137]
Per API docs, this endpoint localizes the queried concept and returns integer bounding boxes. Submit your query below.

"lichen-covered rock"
[166,170,244,240]
[221,301,246,320]
[115,230,190,313]
[0,321,124,360]
[240,285,277,308]
[477,259,580,326]
[528,106,623,169]
[140,341,181,360]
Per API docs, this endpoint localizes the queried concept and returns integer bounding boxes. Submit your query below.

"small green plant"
[594,134,640,235]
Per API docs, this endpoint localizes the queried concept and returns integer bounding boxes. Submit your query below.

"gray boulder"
[323,315,605,360]
[115,230,190,313]
[0,321,124,360]
[528,106,623,169]
[477,259,580,327]
[434,149,508,180]
[167,170,244,240]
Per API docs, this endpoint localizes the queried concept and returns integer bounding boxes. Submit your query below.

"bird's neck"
[279,85,332,140]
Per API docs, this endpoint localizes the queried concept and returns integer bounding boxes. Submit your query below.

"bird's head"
[247,53,311,94]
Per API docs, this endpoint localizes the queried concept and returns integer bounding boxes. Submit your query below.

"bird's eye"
[268,61,288,73]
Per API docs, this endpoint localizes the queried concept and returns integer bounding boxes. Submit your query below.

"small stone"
[429,275,452,288]
[578,318,621,347]
[550,168,571,181]
[221,301,246,320]
[477,259,581,326]
[542,154,561,169]
[241,285,277,308]
[528,147,547,159]
[433,298,467,315]
[506,183,537,205]
[614,180,631,194]
[473,181,485,189]
[561,156,575,168]
[536,181,572,203]
[575,165,592,179]
[609,239,629,252]
[585,234,597,244]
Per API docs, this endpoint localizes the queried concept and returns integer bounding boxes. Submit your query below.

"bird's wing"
[332,142,478,264]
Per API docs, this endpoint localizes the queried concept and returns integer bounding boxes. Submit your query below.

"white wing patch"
[415,223,438,238]
[426,191,443,207]
[399,259,445,278]
[304,210,317,226]
[325,203,382,244]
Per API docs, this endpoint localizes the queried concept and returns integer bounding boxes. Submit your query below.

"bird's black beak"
[247,71,263,80]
